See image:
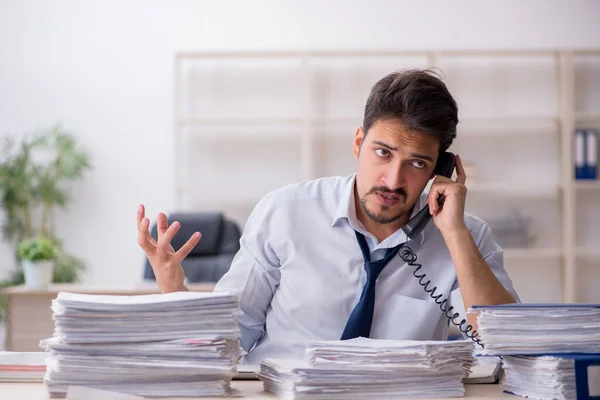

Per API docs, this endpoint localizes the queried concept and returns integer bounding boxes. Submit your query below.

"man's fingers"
[428,186,439,215]
[428,182,449,215]
[427,180,439,215]
[158,220,181,250]
[137,204,145,228]
[455,154,467,185]
[157,212,168,240]
[137,217,154,252]
[175,232,202,261]
[138,205,159,245]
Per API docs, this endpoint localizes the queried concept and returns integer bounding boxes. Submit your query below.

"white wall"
[1,0,599,286]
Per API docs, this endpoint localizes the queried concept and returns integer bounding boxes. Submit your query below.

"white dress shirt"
[213,174,520,363]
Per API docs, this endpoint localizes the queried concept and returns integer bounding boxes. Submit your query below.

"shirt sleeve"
[212,192,282,352]
[448,221,521,339]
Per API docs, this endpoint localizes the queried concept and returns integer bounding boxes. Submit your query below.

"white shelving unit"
[173,49,600,304]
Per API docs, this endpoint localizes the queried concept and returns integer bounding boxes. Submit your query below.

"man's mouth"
[376,192,402,207]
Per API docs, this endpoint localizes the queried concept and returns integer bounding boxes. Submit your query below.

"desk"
[0,381,514,399]
[0,283,215,351]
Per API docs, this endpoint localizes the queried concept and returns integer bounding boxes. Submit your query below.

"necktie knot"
[364,258,387,282]
[365,264,379,282]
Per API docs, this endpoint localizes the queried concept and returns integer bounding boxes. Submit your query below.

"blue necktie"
[340,231,402,340]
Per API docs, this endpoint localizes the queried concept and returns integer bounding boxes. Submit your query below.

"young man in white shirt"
[137,69,519,363]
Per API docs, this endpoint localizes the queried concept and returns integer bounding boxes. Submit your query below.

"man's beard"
[359,186,408,225]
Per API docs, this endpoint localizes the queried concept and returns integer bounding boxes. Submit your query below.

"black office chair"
[143,212,241,282]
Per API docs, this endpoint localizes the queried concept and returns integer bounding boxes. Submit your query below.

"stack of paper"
[471,304,600,356]
[471,303,600,399]
[258,337,476,399]
[0,351,49,382]
[40,291,243,398]
[501,356,577,399]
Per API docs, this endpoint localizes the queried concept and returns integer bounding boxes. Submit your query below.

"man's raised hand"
[137,204,202,293]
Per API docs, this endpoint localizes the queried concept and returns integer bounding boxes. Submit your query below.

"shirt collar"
[331,174,428,247]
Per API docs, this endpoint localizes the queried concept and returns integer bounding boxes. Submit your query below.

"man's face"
[353,119,439,225]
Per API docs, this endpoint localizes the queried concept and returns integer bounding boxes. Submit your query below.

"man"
[137,69,519,364]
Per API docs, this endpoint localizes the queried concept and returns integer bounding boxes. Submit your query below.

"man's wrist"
[441,223,478,274]
[440,221,469,241]
[160,283,188,293]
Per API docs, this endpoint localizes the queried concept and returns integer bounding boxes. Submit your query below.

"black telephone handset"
[397,152,483,347]
[402,152,456,239]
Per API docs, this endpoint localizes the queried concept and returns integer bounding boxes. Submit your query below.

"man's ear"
[353,127,365,160]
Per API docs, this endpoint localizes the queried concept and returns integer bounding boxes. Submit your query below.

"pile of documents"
[258,337,476,399]
[472,303,600,356]
[471,303,600,399]
[40,291,243,398]
[0,351,49,382]
[502,356,577,399]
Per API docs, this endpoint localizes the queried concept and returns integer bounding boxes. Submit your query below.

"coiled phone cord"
[398,242,484,348]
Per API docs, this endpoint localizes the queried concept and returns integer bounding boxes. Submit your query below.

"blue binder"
[576,129,587,180]
[586,129,598,180]
[571,355,600,400]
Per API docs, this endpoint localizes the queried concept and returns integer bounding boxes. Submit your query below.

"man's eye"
[375,149,389,157]
[411,160,426,169]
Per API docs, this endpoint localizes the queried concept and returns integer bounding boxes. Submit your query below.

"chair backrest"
[143,212,241,282]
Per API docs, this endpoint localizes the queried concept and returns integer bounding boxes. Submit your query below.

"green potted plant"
[0,123,91,323]
[17,237,60,289]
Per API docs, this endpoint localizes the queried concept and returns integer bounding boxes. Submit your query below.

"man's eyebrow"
[372,140,435,163]
[373,140,397,151]
[409,152,435,163]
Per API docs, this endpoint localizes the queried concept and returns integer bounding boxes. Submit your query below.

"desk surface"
[0,381,514,399]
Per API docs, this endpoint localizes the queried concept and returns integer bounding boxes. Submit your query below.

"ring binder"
[576,129,586,180]
[586,129,598,180]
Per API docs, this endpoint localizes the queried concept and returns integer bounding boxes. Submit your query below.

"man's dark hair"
[362,68,458,153]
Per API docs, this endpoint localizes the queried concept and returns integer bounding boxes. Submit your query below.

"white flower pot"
[22,260,54,289]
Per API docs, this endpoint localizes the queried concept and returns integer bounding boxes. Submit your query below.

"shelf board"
[184,198,260,210]
[312,116,560,139]
[457,116,559,137]
[178,49,600,59]
[466,183,561,197]
[458,116,559,127]
[575,114,600,124]
[504,248,562,259]
[177,118,304,127]
[311,117,361,125]
[574,181,600,190]
[457,130,557,138]
[311,115,558,126]
[576,248,600,258]
[177,118,305,140]
[178,116,561,138]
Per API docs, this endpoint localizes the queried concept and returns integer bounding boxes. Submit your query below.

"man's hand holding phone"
[137,204,202,293]
[427,154,468,237]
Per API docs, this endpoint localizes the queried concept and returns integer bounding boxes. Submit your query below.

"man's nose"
[382,164,406,191]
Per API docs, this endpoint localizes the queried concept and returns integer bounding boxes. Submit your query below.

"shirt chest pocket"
[370,293,445,340]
